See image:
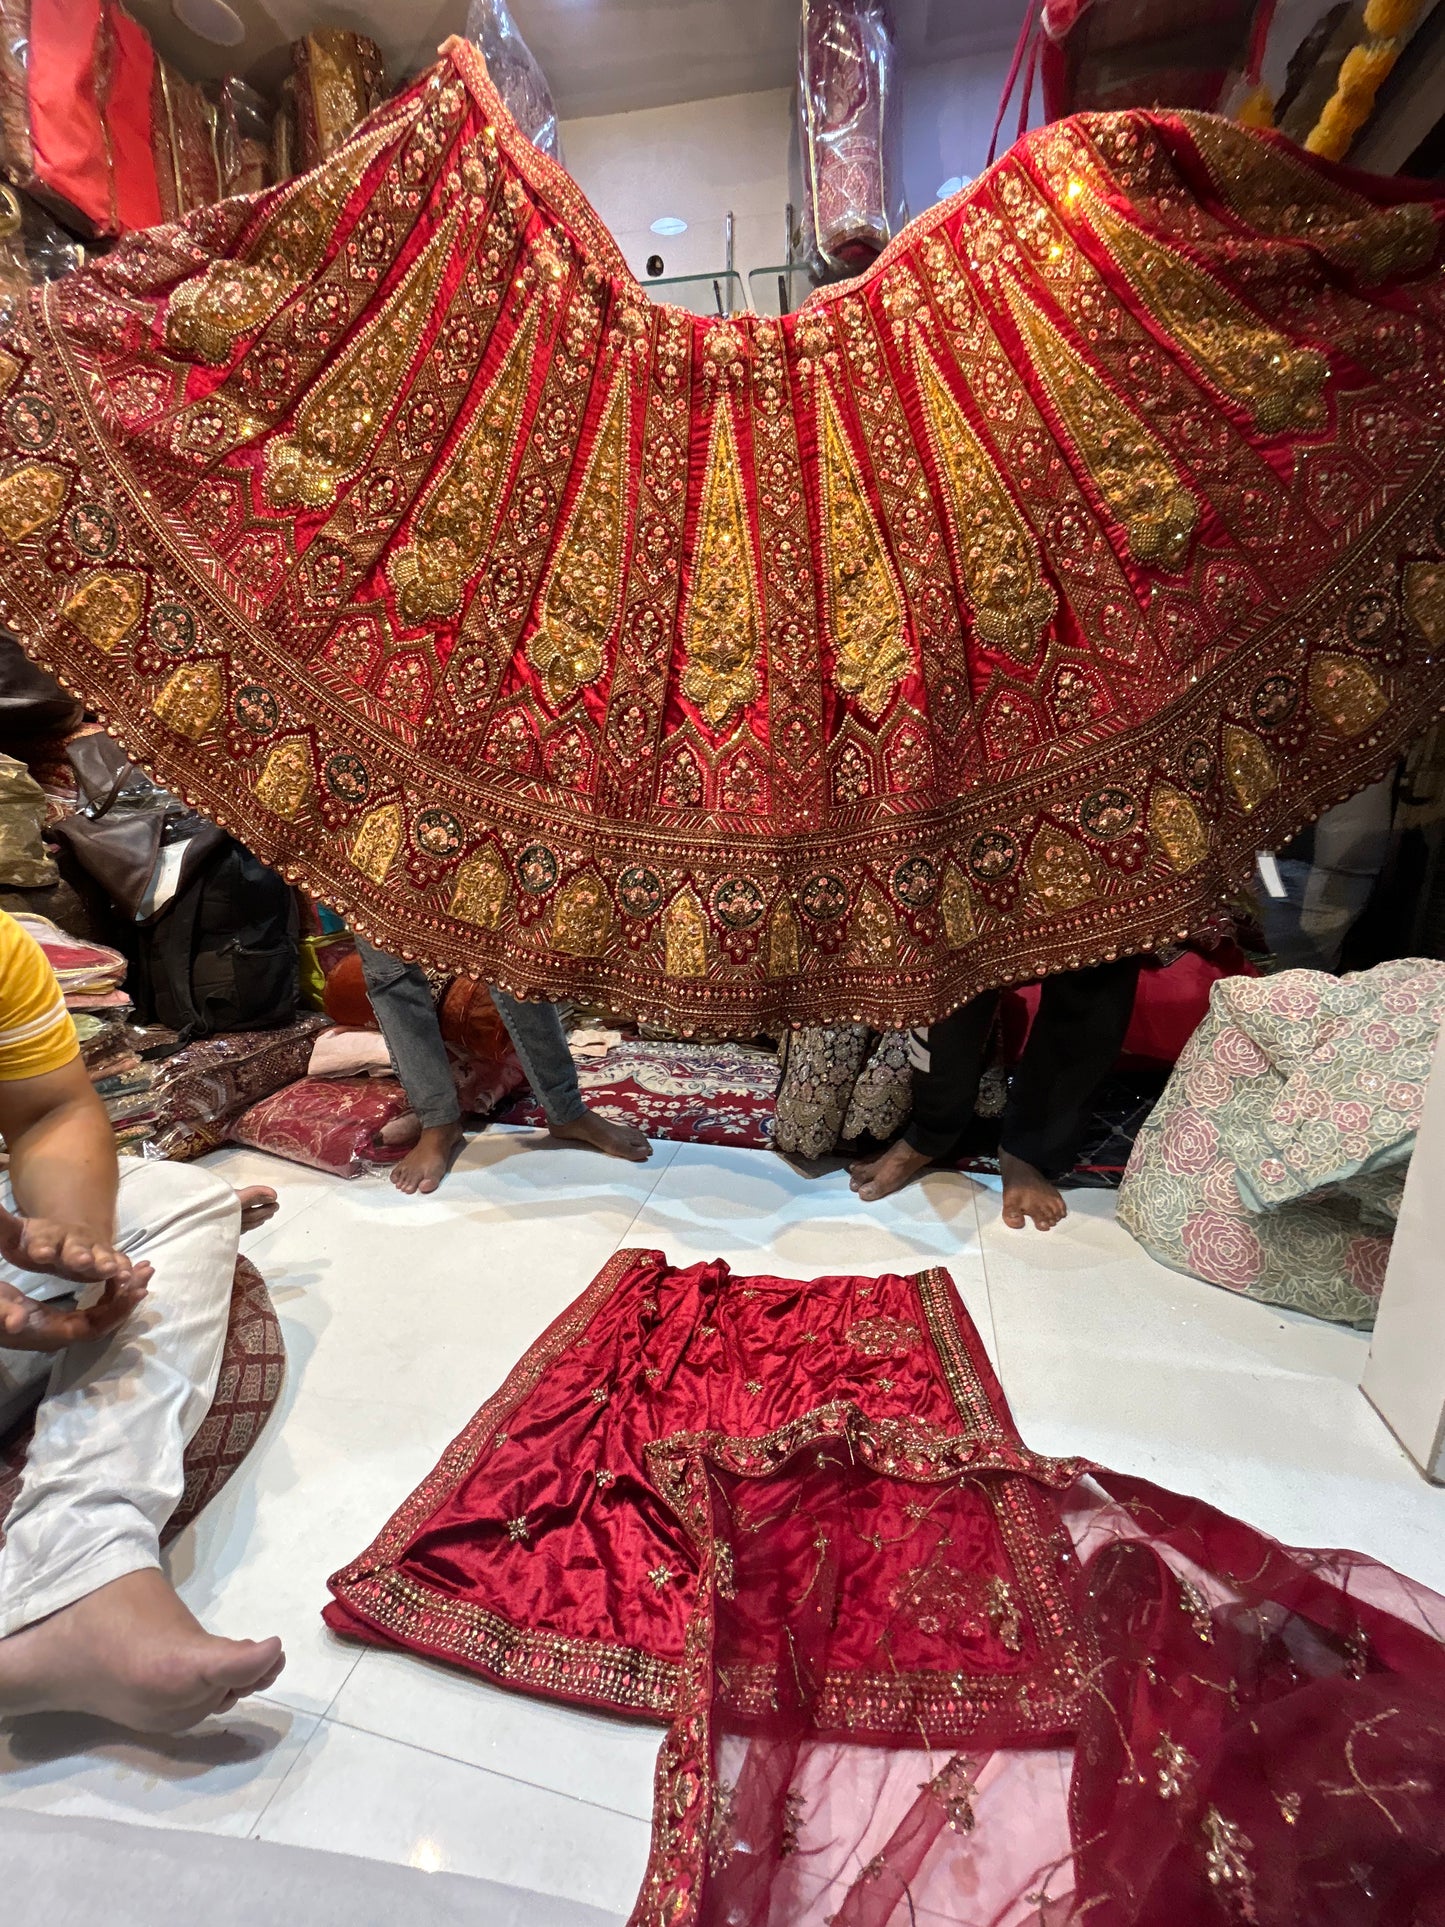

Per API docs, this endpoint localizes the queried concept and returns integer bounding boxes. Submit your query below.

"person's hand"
[0,1264,152,1352]
[0,1200,147,1287]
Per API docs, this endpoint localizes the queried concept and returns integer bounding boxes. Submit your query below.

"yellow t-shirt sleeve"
[0,912,80,1081]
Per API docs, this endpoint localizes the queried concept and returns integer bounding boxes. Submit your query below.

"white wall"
[559,88,796,291]
[899,47,1027,216]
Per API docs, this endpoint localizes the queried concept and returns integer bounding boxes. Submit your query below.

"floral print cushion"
[1118,961,1445,1328]
[1222,963,1445,1212]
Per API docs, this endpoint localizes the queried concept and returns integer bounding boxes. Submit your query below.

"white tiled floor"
[4,1126,1445,1917]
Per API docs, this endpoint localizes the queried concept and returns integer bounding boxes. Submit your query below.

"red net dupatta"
[2,41,1445,1030]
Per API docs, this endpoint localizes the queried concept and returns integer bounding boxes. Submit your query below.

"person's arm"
[0,1057,151,1351]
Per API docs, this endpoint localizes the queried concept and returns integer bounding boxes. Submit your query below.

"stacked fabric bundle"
[4,912,154,1151]
[143,1013,329,1163]
[75,1011,154,1152]
[272,31,386,182]
[0,0,273,238]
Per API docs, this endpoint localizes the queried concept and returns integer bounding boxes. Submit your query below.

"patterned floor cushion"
[0,1256,285,1546]
[1118,961,1445,1327]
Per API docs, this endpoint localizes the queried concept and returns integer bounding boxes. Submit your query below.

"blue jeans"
[354,938,586,1131]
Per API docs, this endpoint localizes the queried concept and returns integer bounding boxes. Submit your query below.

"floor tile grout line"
[968,1182,1003,1368]
[274,1700,659,1828]
[245,1702,326,1840]
[598,1136,684,1261]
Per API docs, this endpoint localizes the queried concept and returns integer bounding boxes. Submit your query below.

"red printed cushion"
[0,1255,285,1546]
[230,1075,419,1175]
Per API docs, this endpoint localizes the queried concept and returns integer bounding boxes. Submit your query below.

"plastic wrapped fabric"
[0,0,161,238]
[463,0,561,163]
[152,56,219,222]
[0,750,53,886]
[798,0,906,274]
[230,1073,419,1175]
[106,1,162,233]
[290,31,386,174]
[270,72,297,185]
[213,76,271,199]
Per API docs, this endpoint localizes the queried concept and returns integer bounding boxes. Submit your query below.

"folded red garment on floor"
[327,1251,1445,1925]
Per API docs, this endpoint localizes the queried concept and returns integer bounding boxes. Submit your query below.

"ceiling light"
[172,0,245,47]
[936,175,969,200]
[650,216,687,237]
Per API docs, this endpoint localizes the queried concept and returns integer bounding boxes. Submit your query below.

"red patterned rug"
[493,1037,778,1149]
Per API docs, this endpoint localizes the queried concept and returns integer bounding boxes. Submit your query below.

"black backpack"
[49,736,299,1039]
[126,835,299,1038]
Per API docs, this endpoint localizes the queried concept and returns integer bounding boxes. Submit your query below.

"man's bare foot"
[236,1185,279,1236]
[391,1121,465,1195]
[999,1151,1067,1231]
[548,1108,652,1162]
[0,1568,284,1733]
[849,1140,933,1201]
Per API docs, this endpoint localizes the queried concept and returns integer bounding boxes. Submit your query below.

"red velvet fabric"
[326,1252,1060,1721]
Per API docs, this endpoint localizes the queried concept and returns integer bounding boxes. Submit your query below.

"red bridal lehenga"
[325,1251,1445,1926]
[0,40,1442,1030]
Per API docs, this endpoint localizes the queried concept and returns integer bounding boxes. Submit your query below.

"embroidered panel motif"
[0,43,1441,1032]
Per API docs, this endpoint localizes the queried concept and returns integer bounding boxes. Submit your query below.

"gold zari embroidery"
[1308,655,1388,736]
[0,462,68,541]
[1222,725,1278,813]
[389,308,539,624]
[153,662,222,738]
[916,343,1055,661]
[1006,284,1198,570]
[1080,187,1327,434]
[350,802,404,882]
[1150,784,1209,872]
[680,406,763,728]
[263,209,459,510]
[817,385,910,718]
[165,125,395,365]
[62,573,145,653]
[529,369,630,706]
[449,850,511,928]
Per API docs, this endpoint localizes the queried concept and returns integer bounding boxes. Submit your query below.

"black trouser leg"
[903,990,1000,1161]
[999,956,1142,1179]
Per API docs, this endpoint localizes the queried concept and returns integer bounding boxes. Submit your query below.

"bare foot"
[547,1108,652,1162]
[236,1185,279,1236]
[849,1140,933,1201]
[999,1151,1067,1231]
[0,1568,284,1732]
[390,1121,465,1195]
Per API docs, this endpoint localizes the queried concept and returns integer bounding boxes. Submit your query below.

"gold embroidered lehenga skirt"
[0,38,1443,1031]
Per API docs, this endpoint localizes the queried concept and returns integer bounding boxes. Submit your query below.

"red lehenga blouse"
[326,1251,1445,1925]
[1,39,1444,1032]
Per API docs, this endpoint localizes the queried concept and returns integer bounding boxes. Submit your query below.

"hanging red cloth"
[326,1250,1445,1925]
